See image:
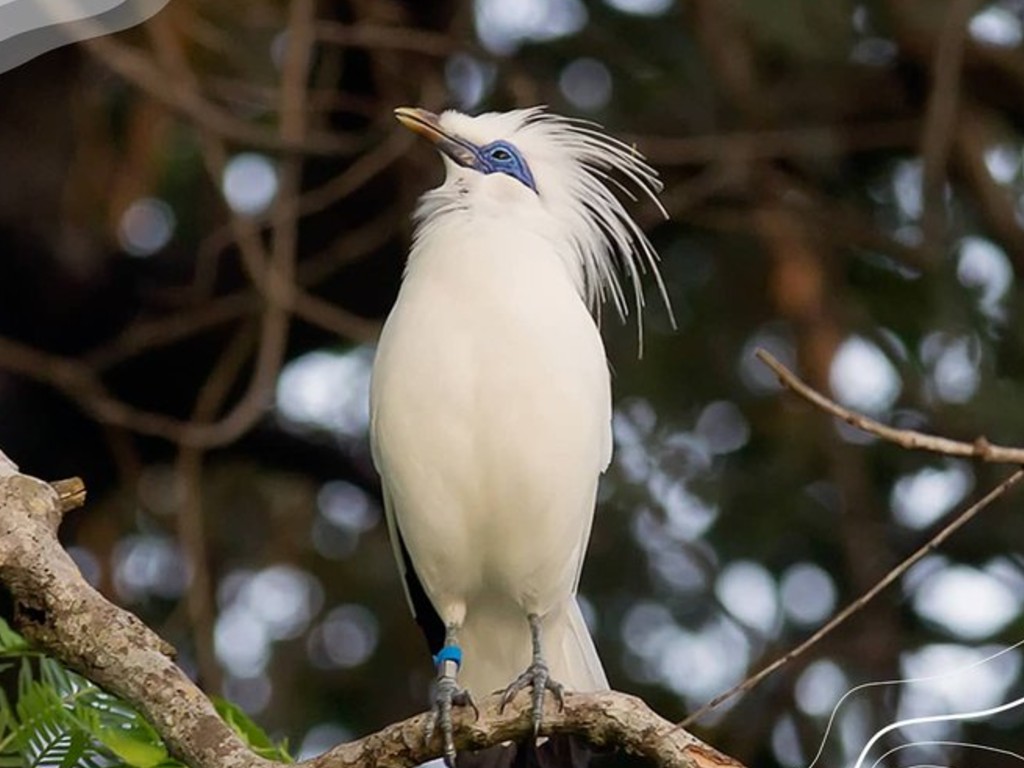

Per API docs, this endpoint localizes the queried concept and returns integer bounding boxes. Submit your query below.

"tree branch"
[755,348,1024,463]
[0,457,745,768]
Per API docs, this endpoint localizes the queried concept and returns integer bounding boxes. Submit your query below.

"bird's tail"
[546,598,608,692]
[459,598,607,696]
[457,600,606,767]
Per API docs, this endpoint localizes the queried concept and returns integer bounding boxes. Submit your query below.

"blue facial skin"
[435,130,538,193]
[473,140,537,192]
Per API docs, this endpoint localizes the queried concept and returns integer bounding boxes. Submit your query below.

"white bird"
[370,106,669,766]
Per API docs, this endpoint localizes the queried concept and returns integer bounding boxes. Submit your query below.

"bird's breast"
[371,223,612,604]
[375,223,609,444]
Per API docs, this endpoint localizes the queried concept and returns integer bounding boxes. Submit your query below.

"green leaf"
[68,684,183,768]
[0,637,274,768]
[213,698,292,763]
[14,678,74,766]
[2,655,124,768]
[0,620,28,655]
[93,726,171,768]
[16,658,34,702]
[58,729,92,768]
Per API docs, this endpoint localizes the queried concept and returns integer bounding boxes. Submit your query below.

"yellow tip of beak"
[393,106,478,168]
[394,107,445,141]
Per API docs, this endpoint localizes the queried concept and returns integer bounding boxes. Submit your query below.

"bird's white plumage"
[370,107,667,697]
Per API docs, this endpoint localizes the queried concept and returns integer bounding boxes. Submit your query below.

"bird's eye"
[490,148,512,161]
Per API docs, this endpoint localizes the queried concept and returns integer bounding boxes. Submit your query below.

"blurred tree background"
[2,0,1024,766]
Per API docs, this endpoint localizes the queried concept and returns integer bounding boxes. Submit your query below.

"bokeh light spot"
[920,333,981,404]
[474,0,587,54]
[695,400,750,455]
[830,336,902,415]
[957,237,1012,322]
[771,715,804,768]
[276,346,373,439]
[118,198,175,257]
[215,604,271,677]
[246,564,324,640]
[222,152,278,215]
[113,534,189,602]
[984,144,1020,183]
[445,54,494,110]
[912,564,1022,639]
[795,659,848,717]
[891,461,973,529]
[559,58,613,112]
[715,561,778,635]
[899,643,1022,729]
[307,604,380,669]
[780,562,837,627]
[970,6,1023,47]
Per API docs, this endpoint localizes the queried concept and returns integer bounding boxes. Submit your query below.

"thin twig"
[174,324,257,695]
[680,348,1024,726]
[681,466,1024,727]
[83,36,359,156]
[315,22,461,57]
[633,119,921,166]
[85,214,388,371]
[755,348,1024,463]
[295,128,414,218]
[85,294,259,370]
[0,333,265,449]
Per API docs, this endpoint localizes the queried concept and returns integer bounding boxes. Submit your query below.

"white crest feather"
[413,106,674,338]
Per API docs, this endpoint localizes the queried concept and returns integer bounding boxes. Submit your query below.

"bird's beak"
[394,107,479,169]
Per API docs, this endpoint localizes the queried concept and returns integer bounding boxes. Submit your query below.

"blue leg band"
[433,645,463,668]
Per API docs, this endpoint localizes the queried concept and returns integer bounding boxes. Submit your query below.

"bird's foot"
[498,658,566,734]
[426,674,478,767]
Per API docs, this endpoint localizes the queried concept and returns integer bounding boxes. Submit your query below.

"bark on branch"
[0,459,742,768]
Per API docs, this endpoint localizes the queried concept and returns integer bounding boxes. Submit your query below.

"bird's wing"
[378,480,413,615]
[569,394,613,596]
[369,388,409,606]
[578,356,613,594]
[372,381,447,655]
[379,481,445,654]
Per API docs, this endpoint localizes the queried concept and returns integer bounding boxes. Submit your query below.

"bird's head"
[394,105,672,330]
[395,107,540,199]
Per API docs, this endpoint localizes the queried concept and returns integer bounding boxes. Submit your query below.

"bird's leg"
[425,624,478,767]
[499,613,566,734]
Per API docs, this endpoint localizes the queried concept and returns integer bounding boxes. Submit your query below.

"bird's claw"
[498,659,565,734]
[426,674,478,767]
